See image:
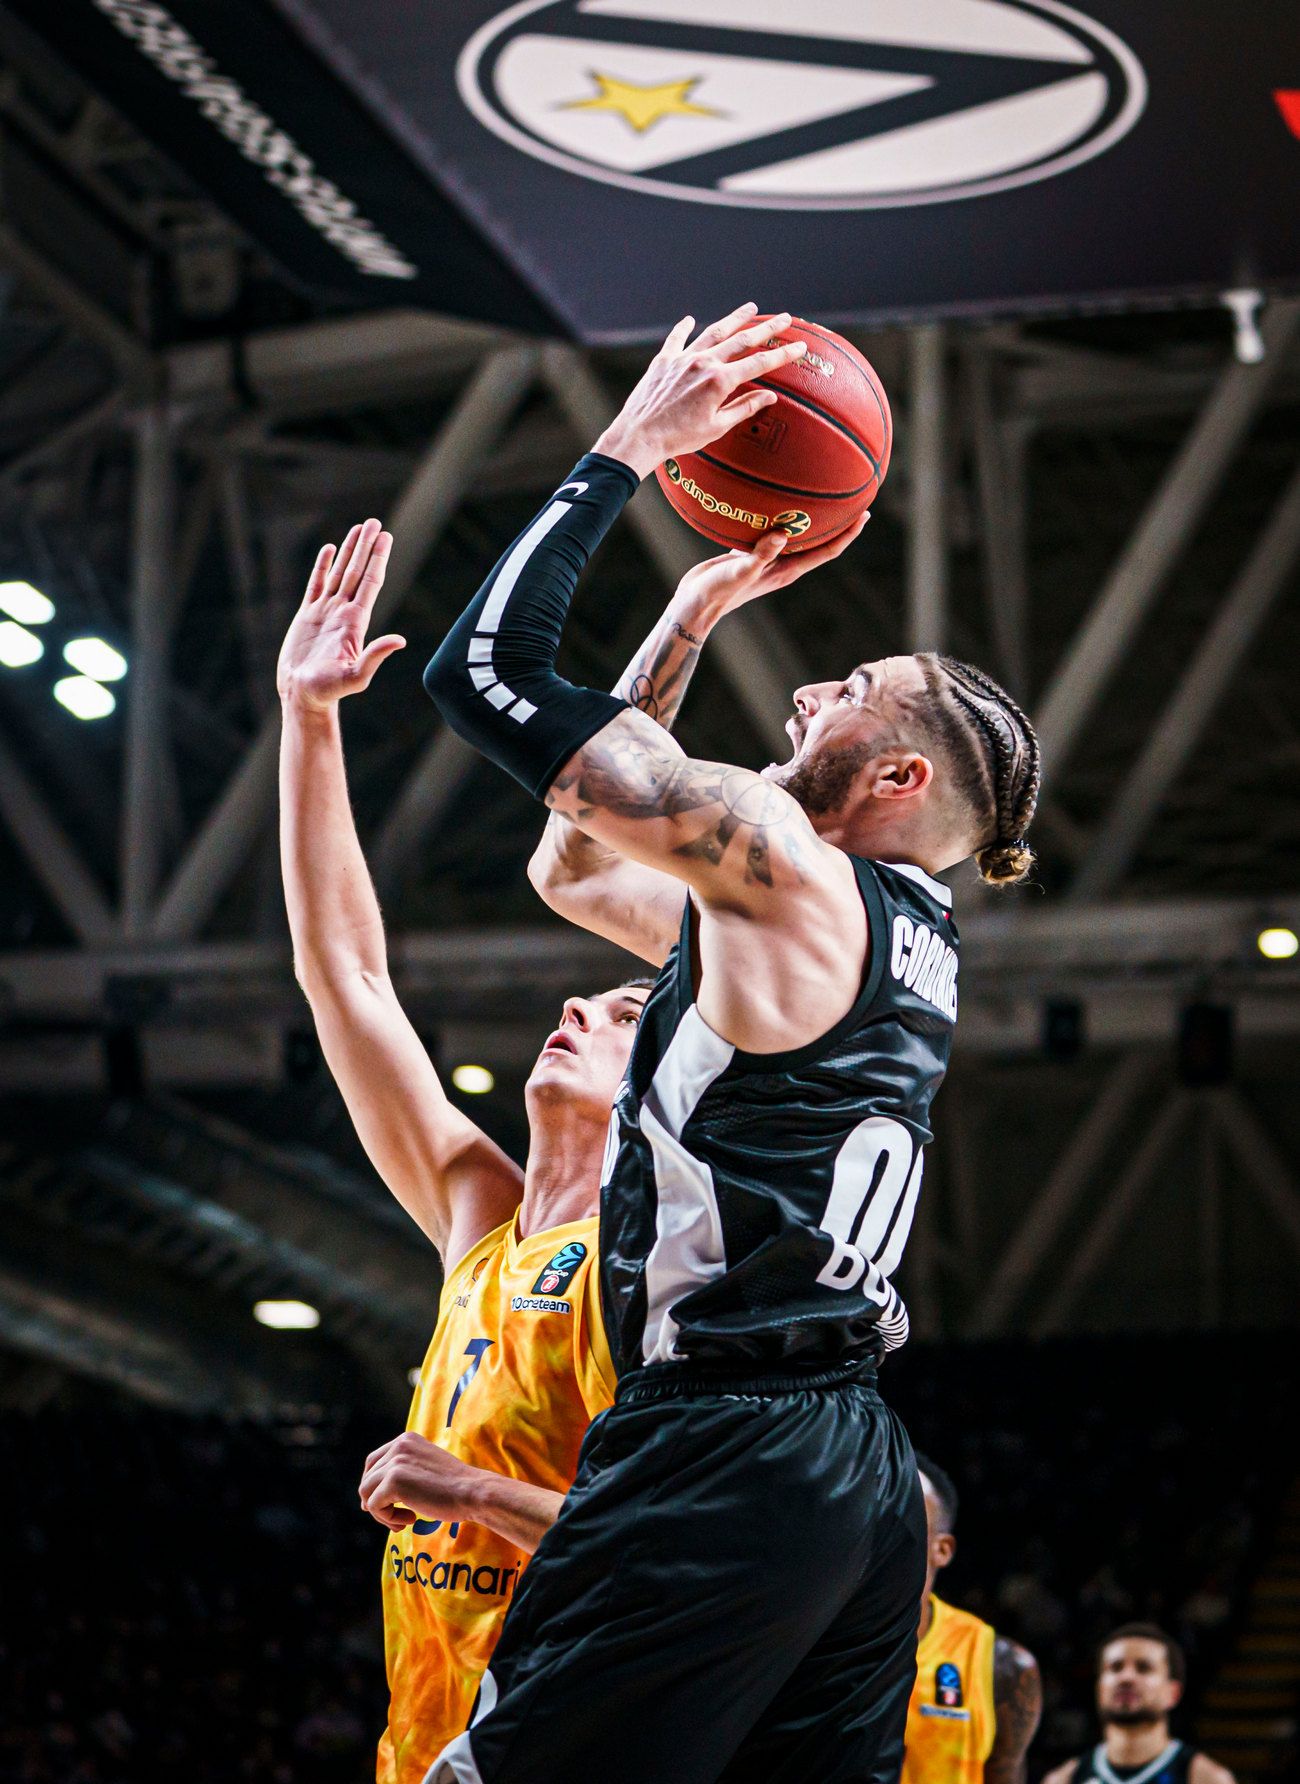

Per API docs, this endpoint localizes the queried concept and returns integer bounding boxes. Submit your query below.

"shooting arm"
[985,1638,1043,1784]
[424,455,832,917]
[527,592,713,962]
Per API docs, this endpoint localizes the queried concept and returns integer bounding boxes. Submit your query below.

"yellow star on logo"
[562,71,721,135]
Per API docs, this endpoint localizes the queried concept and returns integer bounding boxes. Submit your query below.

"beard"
[767,737,882,818]
[1101,1707,1164,1728]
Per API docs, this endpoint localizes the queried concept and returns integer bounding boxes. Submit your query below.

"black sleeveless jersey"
[599,857,959,1374]
[1069,1741,1195,1784]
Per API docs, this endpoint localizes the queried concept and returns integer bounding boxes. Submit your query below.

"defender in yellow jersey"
[369,1213,614,1779]
[278,511,741,1780]
[904,1457,1042,1784]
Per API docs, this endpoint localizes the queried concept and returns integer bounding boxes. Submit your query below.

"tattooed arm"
[545,708,867,1053]
[985,1637,1043,1784]
[529,521,869,965]
[527,592,709,964]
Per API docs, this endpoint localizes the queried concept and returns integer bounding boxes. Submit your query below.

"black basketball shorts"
[426,1359,926,1784]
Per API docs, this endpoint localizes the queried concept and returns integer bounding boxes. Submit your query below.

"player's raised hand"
[276,518,404,712]
[674,510,870,618]
[595,302,808,479]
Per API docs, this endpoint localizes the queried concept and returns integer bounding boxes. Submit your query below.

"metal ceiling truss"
[2,98,1300,1364]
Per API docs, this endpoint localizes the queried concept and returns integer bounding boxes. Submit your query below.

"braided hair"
[920,655,1041,888]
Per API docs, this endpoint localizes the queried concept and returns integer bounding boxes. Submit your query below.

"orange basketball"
[655,316,891,554]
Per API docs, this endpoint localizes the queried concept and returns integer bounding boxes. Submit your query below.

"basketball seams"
[694,449,874,504]
[751,378,882,477]
[796,320,892,465]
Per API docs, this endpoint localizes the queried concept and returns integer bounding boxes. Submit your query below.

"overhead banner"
[8,0,1299,338]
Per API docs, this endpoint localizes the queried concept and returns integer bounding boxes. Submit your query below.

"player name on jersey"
[890,913,958,1019]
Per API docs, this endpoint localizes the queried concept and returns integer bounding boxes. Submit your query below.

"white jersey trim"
[639,1006,734,1365]
[878,860,952,905]
[1092,1743,1184,1784]
[423,1670,497,1782]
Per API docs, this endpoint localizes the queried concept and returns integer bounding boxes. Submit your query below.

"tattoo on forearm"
[626,673,660,719]
[548,718,807,889]
[985,1640,1042,1784]
[543,621,705,863]
[616,622,704,731]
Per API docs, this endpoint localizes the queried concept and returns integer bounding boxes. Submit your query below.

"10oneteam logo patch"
[458,0,1146,210]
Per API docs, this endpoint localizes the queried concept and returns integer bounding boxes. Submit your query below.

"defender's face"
[765,655,928,782]
[1097,1638,1181,1724]
[525,986,648,1119]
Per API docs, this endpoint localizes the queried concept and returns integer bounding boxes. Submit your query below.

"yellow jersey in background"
[902,1594,997,1783]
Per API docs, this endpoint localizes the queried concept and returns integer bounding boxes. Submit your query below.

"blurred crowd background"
[4,1333,1295,1784]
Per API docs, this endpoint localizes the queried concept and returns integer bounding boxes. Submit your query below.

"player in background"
[1043,1626,1236,1784]
[277,492,857,1781]
[422,304,1041,1783]
[902,1456,1041,1784]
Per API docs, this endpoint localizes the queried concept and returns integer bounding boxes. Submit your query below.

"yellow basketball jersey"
[902,1595,997,1783]
[376,1213,613,1784]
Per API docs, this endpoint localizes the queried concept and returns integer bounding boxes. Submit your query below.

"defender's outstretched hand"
[674,509,870,620]
[595,302,809,480]
[276,517,403,711]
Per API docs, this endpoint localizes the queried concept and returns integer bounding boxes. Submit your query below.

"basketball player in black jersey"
[1044,1625,1235,1784]
[419,303,1041,1784]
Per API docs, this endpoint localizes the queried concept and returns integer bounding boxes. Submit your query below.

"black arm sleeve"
[423,452,641,800]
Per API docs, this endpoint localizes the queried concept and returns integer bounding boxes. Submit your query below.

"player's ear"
[871,752,934,801]
[934,1531,956,1569]
[1165,1677,1183,1712]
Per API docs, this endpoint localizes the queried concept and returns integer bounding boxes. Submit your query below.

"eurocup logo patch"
[936,1662,963,1708]
[458,0,1146,210]
[531,1240,588,1296]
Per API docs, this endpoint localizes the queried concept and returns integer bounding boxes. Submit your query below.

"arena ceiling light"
[0,579,54,625]
[0,620,44,668]
[451,1064,495,1094]
[1257,926,1299,960]
[53,675,116,720]
[253,1298,321,1330]
[63,636,127,682]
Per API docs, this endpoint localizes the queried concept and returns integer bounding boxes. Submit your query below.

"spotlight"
[63,636,127,682]
[452,1064,494,1095]
[1221,288,1265,364]
[1257,926,1299,961]
[253,1299,320,1330]
[53,675,116,719]
[0,580,54,625]
[0,620,44,668]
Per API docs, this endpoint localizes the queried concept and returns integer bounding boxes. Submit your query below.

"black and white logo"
[458,0,1146,210]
